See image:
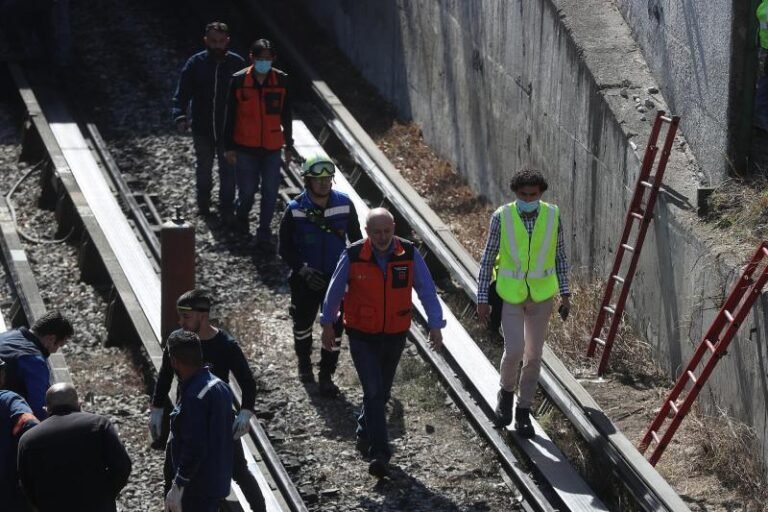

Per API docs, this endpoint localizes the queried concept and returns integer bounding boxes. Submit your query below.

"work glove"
[297,265,328,292]
[232,409,255,440]
[149,407,163,442]
[164,482,184,512]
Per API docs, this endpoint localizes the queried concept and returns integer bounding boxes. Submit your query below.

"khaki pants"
[499,298,554,408]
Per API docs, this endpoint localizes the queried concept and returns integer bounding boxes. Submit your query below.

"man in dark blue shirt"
[172,21,245,219]
[0,311,74,420]
[150,290,264,511]
[164,330,234,512]
[0,357,39,512]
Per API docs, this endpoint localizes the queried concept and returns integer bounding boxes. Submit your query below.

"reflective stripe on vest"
[233,67,286,150]
[496,201,559,304]
[759,1,768,49]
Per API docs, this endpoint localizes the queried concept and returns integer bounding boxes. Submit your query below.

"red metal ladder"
[638,241,768,465]
[586,112,680,375]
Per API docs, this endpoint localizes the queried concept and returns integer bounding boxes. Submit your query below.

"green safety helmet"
[301,154,336,178]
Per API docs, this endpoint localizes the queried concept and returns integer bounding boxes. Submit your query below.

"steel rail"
[243,5,691,511]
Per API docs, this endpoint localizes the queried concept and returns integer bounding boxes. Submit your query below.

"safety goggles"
[304,161,335,177]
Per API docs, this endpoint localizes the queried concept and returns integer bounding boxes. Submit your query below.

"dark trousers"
[164,438,265,512]
[192,135,235,215]
[349,333,407,462]
[289,272,344,376]
[234,150,282,241]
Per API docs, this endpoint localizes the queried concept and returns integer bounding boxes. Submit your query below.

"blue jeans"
[192,135,235,215]
[235,150,282,241]
[349,333,407,462]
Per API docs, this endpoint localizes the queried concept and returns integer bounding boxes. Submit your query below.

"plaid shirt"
[477,204,570,303]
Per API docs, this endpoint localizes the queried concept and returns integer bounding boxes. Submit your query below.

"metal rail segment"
[245,5,691,510]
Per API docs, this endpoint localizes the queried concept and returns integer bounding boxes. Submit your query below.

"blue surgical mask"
[516,199,540,213]
[253,60,272,74]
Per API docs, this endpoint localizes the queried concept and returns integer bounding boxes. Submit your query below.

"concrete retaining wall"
[612,0,756,182]
[294,0,768,466]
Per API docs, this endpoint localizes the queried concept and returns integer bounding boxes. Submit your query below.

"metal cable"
[6,161,75,244]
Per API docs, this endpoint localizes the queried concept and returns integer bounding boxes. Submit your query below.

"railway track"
[0,0,695,509]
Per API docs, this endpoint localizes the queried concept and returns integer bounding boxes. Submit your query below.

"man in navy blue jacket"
[0,311,73,420]
[165,330,234,512]
[0,358,39,512]
[150,289,264,511]
[278,154,362,395]
[172,21,245,219]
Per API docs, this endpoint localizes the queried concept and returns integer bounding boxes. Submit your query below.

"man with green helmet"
[476,169,571,438]
[278,154,362,395]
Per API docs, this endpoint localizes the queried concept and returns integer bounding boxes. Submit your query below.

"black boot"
[318,373,340,397]
[494,389,514,427]
[515,407,535,439]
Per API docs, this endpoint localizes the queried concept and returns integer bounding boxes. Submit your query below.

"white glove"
[164,482,184,512]
[149,407,163,442]
[232,409,255,440]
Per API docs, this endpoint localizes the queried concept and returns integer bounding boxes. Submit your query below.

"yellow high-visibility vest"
[759,0,768,50]
[495,201,559,304]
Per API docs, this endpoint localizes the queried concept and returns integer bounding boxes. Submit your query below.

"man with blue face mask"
[223,38,294,253]
[476,168,570,438]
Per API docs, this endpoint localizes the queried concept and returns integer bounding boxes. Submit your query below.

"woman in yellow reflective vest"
[477,169,571,438]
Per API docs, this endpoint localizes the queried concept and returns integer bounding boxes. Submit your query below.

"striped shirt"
[477,205,570,303]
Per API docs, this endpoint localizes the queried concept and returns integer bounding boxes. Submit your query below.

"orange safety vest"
[232,67,286,150]
[344,238,415,335]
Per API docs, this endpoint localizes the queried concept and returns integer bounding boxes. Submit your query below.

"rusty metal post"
[161,216,195,343]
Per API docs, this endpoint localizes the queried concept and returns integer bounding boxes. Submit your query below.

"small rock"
[644,99,655,109]
[619,88,628,98]
[425,424,435,434]
[636,106,647,113]
[647,86,659,94]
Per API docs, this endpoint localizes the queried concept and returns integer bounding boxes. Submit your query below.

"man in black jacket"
[17,383,132,512]
[149,289,265,512]
[172,21,245,218]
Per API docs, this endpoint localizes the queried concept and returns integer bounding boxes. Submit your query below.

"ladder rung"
[622,244,635,252]
[763,247,768,257]
[603,305,616,315]
[704,339,716,354]
[592,338,606,346]
[640,180,653,188]
[631,211,644,220]
[651,430,660,444]
[724,310,735,323]
[668,401,679,415]
[612,274,625,283]
[687,370,697,384]
[660,115,673,123]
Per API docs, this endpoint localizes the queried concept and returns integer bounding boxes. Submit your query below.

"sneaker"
[514,407,535,439]
[368,458,389,478]
[494,389,514,428]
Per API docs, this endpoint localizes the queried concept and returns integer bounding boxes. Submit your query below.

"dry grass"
[706,177,768,244]
[685,406,768,509]
[546,276,667,382]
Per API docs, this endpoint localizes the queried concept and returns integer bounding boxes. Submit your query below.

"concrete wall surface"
[612,0,737,183]
[294,0,768,467]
